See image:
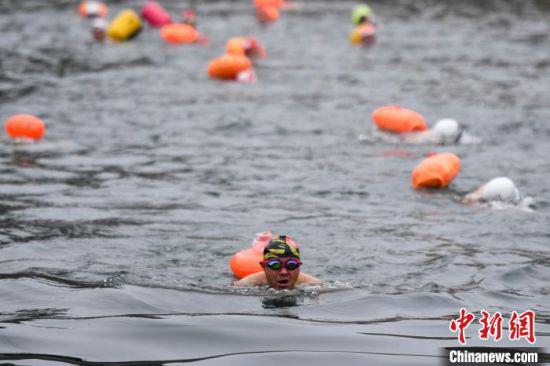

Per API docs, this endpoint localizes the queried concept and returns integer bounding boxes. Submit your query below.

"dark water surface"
[1,0,549,364]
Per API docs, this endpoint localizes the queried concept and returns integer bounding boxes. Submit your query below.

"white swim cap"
[481,177,520,203]
[432,118,461,144]
[92,17,107,30]
[236,69,256,83]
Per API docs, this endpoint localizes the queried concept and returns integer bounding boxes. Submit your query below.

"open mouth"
[276,279,290,288]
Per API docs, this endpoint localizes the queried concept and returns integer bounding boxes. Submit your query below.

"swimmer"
[400,119,481,145]
[349,4,376,46]
[182,10,197,28]
[181,10,209,44]
[234,235,321,290]
[362,118,481,145]
[460,177,535,211]
[462,177,520,204]
[91,17,107,42]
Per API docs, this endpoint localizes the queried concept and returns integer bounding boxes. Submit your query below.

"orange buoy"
[4,114,46,141]
[411,152,461,189]
[256,5,280,23]
[226,37,266,59]
[207,54,252,80]
[226,37,248,56]
[160,24,198,44]
[254,0,283,8]
[229,231,272,278]
[229,248,263,279]
[78,1,108,18]
[372,106,427,134]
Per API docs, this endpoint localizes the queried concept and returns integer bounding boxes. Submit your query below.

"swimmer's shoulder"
[233,272,267,287]
[233,272,322,287]
[297,272,322,286]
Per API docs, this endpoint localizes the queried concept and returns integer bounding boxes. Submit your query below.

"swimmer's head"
[432,118,462,144]
[261,235,301,290]
[263,235,300,260]
[244,37,266,58]
[91,17,107,41]
[182,10,196,27]
[352,4,373,26]
[463,177,521,204]
[479,177,520,203]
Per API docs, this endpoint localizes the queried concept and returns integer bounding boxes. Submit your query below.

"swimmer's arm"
[400,131,435,144]
[233,272,267,287]
[297,272,322,286]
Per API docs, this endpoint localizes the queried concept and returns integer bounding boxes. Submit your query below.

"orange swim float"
[226,37,248,56]
[411,152,461,188]
[160,24,198,44]
[229,231,273,278]
[254,0,283,8]
[207,54,252,80]
[256,5,280,23]
[226,37,266,59]
[372,106,427,134]
[4,114,46,141]
[78,1,108,18]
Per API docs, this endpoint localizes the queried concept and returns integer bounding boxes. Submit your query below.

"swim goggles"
[454,129,464,144]
[263,258,302,271]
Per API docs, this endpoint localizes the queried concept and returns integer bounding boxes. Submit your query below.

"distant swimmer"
[364,106,480,145]
[349,4,376,46]
[182,10,197,28]
[91,17,107,42]
[461,177,533,209]
[399,119,481,145]
[182,10,209,44]
[234,235,322,290]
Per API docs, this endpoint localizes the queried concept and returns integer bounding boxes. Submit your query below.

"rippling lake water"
[1,0,549,364]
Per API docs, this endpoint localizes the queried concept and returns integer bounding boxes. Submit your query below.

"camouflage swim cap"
[351,4,373,26]
[263,235,301,260]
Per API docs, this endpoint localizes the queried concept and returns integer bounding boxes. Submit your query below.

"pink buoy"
[251,231,273,253]
[229,231,273,278]
[141,1,171,28]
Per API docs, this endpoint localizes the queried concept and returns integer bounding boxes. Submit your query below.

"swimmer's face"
[358,15,369,24]
[261,257,301,290]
